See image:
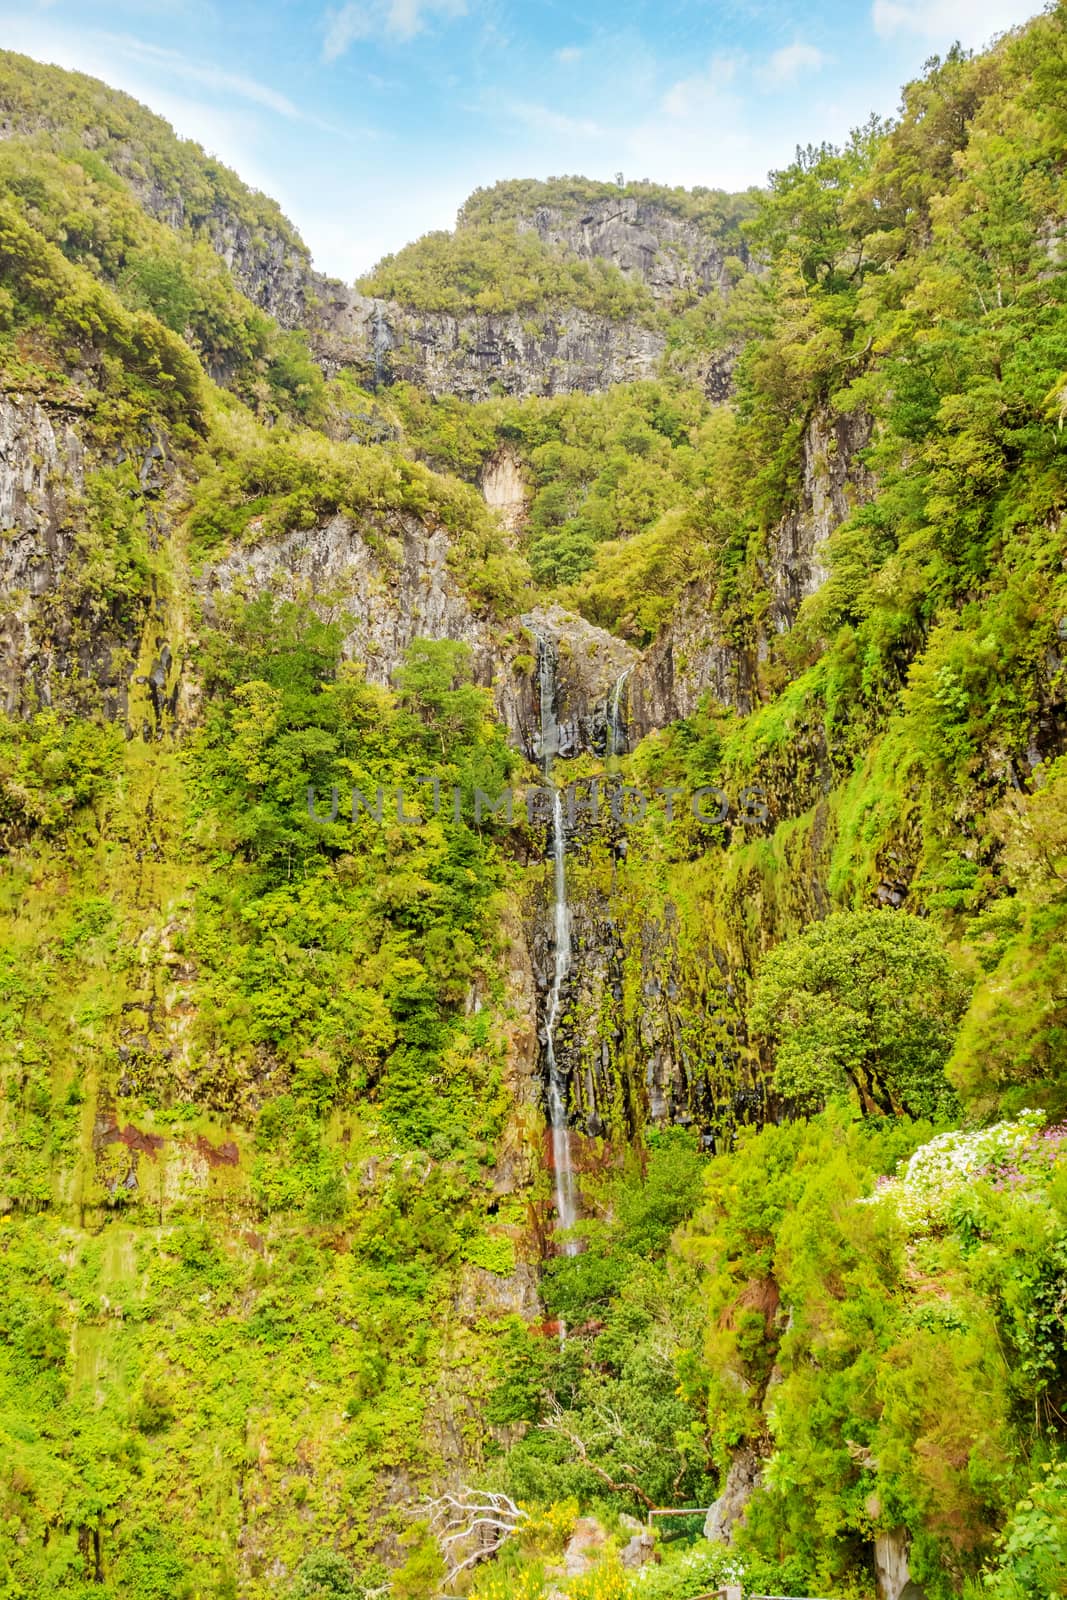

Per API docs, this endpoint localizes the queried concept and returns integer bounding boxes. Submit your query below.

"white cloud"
[660,54,739,119]
[103,36,302,118]
[38,0,216,14]
[322,0,466,60]
[503,98,604,139]
[555,46,582,65]
[617,56,754,190]
[871,0,1043,49]
[758,41,829,87]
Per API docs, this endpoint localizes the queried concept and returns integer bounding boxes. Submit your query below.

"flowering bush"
[866,1112,1048,1232]
[980,1122,1067,1194]
[472,1568,546,1600]
[631,1541,745,1598]
[520,1500,581,1555]
[566,1558,631,1600]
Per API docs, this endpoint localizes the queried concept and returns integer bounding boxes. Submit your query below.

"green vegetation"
[457,177,758,241]
[359,223,658,322]
[1,10,1066,1600]
[0,51,305,257]
[0,50,325,425]
[750,911,965,1117]
[0,621,532,1595]
[360,177,757,323]
[186,419,530,613]
[392,380,712,591]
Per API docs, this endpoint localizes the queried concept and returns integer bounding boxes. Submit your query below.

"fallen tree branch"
[425,1487,528,1588]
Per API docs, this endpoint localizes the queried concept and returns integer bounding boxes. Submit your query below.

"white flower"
[864,1111,1045,1233]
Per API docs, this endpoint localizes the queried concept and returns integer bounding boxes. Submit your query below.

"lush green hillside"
[359,179,755,320]
[456,176,758,235]
[357,222,661,321]
[0,51,304,255]
[0,13,1066,1600]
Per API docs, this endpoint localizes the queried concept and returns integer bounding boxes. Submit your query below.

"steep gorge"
[0,21,1066,1600]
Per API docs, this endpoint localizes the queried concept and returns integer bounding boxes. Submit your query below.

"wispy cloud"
[36,0,216,14]
[661,54,739,119]
[500,98,604,140]
[106,35,302,118]
[322,0,466,60]
[555,45,582,65]
[871,0,1041,48]
[758,41,829,87]
[617,55,753,190]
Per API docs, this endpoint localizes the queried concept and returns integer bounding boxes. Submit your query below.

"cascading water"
[606,666,632,757]
[372,307,390,389]
[535,633,579,1254]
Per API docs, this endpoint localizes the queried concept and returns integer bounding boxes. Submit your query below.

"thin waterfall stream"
[535,632,579,1255]
[606,666,632,757]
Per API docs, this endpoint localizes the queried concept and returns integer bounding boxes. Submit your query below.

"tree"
[749,910,966,1116]
[289,1549,359,1598]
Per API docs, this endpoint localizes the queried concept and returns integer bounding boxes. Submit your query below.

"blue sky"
[0,0,1047,281]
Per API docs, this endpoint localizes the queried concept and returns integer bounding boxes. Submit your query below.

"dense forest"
[0,9,1065,1600]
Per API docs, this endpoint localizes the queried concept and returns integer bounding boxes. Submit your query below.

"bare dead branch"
[425,1486,528,1590]
[538,1400,657,1510]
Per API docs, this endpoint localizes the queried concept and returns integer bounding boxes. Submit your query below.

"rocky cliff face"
[0,85,871,1147]
[629,406,875,735]
[517,604,639,760]
[200,532,645,764]
[1,91,748,402]
[517,195,747,303]
[298,194,749,399]
[518,408,875,1146]
[766,407,874,633]
[525,842,758,1145]
[306,288,676,402]
[0,393,184,729]
[0,390,149,723]
[0,396,86,715]
[200,509,498,689]
[478,447,527,535]
[630,588,759,729]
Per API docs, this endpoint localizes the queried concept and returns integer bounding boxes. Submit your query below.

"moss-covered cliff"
[0,13,1066,1600]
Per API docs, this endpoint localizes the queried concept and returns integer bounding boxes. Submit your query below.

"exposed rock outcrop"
[630,406,875,735]
[200,528,642,764]
[560,1517,608,1578]
[766,407,875,633]
[541,884,755,1142]
[0,394,159,720]
[630,586,758,733]
[199,509,498,690]
[875,1528,926,1600]
[1,89,749,402]
[518,604,639,760]
[703,1446,763,1543]
[518,195,747,303]
[307,289,673,402]
[262,195,749,400]
[479,447,528,536]
[619,1531,657,1569]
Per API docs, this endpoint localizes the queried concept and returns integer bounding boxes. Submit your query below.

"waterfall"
[535,634,579,1254]
[372,306,389,389]
[607,667,632,757]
